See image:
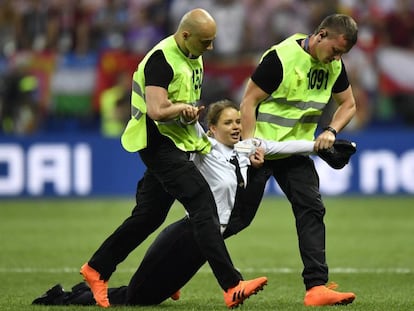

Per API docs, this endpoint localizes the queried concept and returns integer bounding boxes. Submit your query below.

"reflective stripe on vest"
[262,96,326,110]
[131,106,143,121]
[257,112,321,127]
[132,79,143,98]
[131,80,144,120]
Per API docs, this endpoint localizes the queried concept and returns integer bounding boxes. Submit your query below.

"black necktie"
[230,156,244,188]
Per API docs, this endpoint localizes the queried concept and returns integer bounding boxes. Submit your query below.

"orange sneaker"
[223,277,267,309]
[170,290,181,301]
[80,263,110,308]
[304,282,356,306]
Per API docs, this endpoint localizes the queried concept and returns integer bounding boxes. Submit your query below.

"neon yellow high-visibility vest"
[121,36,210,154]
[255,34,342,159]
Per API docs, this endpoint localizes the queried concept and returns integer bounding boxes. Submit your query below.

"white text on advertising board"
[0,143,91,196]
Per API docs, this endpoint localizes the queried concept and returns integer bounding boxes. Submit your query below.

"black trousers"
[34,165,270,306]
[268,155,328,290]
[88,118,242,290]
[125,164,270,305]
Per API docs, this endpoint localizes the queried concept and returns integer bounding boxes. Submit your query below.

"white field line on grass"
[0,267,412,274]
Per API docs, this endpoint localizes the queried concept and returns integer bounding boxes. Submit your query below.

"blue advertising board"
[0,129,413,198]
[0,134,141,197]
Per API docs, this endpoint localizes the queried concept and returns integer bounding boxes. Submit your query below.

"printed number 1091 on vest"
[307,68,329,90]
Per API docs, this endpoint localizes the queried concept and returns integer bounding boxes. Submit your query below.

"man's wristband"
[323,126,337,137]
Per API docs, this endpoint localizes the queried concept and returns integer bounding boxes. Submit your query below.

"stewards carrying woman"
[34,100,318,307]
[79,8,267,309]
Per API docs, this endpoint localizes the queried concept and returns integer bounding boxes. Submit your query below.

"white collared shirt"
[190,123,314,228]
[192,137,249,226]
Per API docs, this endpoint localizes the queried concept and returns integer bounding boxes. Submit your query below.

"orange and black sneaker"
[304,282,356,306]
[170,290,181,301]
[80,263,110,308]
[223,277,267,309]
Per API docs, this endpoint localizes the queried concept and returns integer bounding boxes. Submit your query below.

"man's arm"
[145,86,201,122]
[145,86,204,124]
[145,86,183,121]
[144,50,202,123]
[240,79,269,139]
[330,86,357,132]
[314,85,356,151]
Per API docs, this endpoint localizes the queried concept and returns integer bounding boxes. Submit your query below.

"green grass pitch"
[1,196,413,310]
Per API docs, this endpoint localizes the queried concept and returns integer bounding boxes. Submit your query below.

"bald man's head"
[179,9,216,34]
[174,8,216,58]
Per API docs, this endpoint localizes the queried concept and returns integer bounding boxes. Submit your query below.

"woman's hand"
[249,147,264,168]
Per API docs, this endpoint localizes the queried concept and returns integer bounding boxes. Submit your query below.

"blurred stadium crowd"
[0,0,414,136]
